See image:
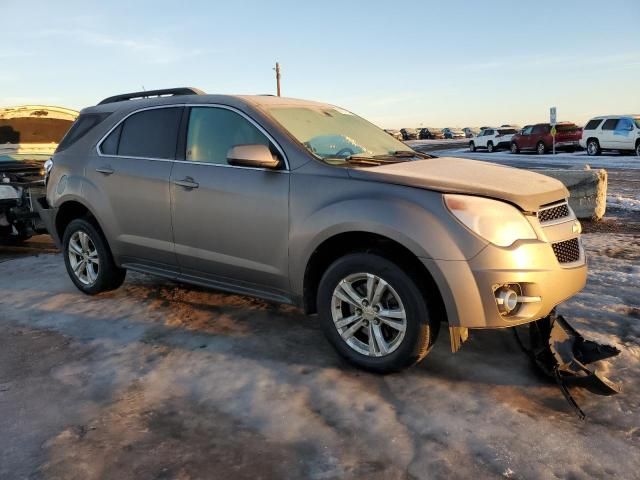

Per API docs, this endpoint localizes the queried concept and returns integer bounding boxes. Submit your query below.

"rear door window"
[107,107,182,159]
[601,119,619,131]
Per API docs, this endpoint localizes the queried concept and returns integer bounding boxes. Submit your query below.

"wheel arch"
[55,198,110,250]
[301,230,447,326]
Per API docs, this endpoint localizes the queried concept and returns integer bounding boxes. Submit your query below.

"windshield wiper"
[388,150,416,157]
[346,155,410,164]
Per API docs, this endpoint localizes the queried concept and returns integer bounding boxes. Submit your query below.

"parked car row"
[465,115,640,156]
[387,127,477,141]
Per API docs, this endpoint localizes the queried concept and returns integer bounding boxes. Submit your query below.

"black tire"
[536,141,546,155]
[317,253,439,373]
[62,217,126,294]
[636,142,640,157]
[487,141,494,153]
[469,141,476,152]
[510,142,519,154]
[586,139,601,156]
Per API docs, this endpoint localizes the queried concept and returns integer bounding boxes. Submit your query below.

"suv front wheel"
[62,218,126,294]
[317,253,438,373]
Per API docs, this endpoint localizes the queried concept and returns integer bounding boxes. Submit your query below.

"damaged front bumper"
[518,312,621,419]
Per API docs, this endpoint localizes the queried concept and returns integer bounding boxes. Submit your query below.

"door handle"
[173,177,199,189]
[96,166,114,175]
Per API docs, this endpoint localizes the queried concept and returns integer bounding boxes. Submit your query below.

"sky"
[1,0,639,128]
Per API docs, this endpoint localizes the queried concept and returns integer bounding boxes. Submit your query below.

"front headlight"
[444,194,537,247]
[44,158,53,187]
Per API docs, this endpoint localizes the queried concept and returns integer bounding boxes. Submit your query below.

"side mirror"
[227,144,281,169]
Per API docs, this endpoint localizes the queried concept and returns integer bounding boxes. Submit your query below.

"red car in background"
[510,122,582,154]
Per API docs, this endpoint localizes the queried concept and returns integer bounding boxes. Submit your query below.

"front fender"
[288,176,488,297]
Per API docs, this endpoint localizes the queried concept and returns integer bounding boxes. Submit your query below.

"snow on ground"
[425,147,640,171]
[608,193,640,212]
[0,233,638,479]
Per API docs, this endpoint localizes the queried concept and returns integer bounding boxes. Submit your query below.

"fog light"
[496,287,519,314]
[495,284,542,316]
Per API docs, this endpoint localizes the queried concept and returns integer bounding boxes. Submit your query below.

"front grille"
[538,203,570,223]
[552,238,581,264]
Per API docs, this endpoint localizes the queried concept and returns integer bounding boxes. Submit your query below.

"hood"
[347,157,568,212]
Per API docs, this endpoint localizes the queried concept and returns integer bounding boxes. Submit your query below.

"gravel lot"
[1,151,638,479]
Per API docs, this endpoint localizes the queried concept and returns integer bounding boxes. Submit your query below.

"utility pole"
[274,62,281,97]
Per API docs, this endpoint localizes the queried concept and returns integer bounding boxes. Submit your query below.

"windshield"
[266,106,413,164]
[0,117,73,145]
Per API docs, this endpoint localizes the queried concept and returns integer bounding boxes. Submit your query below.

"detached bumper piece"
[517,312,621,420]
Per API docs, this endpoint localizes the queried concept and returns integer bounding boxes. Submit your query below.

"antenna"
[273,62,281,97]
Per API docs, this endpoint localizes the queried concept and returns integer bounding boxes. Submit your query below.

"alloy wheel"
[537,142,545,155]
[68,231,99,286]
[331,273,407,357]
[587,140,598,156]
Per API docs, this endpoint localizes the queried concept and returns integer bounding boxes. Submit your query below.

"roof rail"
[97,87,206,105]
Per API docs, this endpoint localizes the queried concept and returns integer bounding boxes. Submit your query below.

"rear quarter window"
[56,113,110,152]
[584,119,603,130]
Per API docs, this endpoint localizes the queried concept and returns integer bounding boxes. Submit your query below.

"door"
[478,129,491,148]
[531,124,549,149]
[599,118,619,149]
[613,118,635,149]
[170,106,290,295]
[519,126,534,150]
[89,106,182,270]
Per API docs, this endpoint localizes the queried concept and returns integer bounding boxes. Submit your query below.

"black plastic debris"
[514,311,621,420]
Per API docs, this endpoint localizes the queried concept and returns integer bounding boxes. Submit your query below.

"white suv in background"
[469,127,518,153]
[580,115,640,156]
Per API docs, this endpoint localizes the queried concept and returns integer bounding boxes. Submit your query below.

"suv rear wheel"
[469,141,476,152]
[62,218,126,294]
[536,141,546,155]
[587,139,601,156]
[317,253,438,373]
[487,141,494,153]
[510,142,519,154]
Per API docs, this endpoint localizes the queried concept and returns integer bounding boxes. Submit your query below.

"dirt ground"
[0,231,638,480]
